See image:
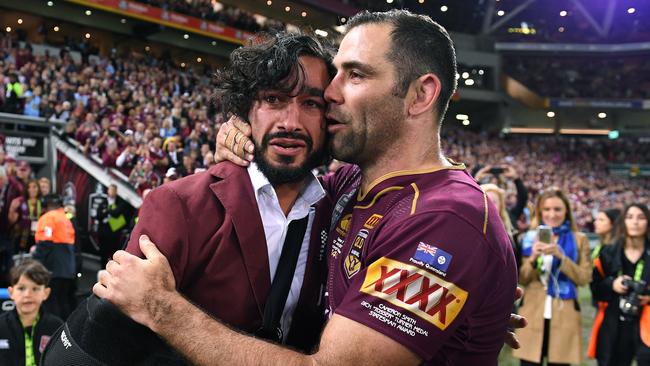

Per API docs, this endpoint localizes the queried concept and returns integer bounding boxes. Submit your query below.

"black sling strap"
[257,215,310,343]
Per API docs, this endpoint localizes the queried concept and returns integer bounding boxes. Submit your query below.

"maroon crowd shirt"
[323,164,517,365]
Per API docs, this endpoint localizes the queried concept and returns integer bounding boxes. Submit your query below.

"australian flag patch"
[413,242,452,272]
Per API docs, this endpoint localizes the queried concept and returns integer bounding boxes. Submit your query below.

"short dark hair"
[214,32,335,120]
[44,193,63,209]
[345,10,458,123]
[10,259,52,286]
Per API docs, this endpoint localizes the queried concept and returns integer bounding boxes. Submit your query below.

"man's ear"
[407,73,441,117]
[43,287,51,301]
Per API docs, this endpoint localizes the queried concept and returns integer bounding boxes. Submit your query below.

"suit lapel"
[209,163,271,318]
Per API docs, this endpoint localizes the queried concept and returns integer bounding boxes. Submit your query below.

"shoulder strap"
[257,215,309,343]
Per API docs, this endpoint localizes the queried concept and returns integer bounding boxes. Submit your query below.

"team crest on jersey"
[360,257,468,330]
[363,214,383,229]
[336,214,352,237]
[344,229,368,278]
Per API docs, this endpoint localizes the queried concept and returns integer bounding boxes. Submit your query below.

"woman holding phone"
[513,188,592,366]
[590,203,650,366]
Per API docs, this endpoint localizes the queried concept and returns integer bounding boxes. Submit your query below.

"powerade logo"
[360,257,468,330]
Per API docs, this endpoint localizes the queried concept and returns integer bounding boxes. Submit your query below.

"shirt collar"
[247,162,325,208]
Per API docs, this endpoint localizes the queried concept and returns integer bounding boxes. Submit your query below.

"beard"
[254,131,327,185]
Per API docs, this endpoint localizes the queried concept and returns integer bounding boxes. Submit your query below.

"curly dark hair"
[214,32,335,120]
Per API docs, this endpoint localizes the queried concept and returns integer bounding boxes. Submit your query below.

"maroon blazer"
[127,161,332,351]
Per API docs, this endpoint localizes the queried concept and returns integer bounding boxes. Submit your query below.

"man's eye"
[264,95,280,104]
[349,71,363,80]
[304,100,325,109]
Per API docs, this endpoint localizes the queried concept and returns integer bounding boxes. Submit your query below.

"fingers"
[93,282,108,298]
[515,286,524,301]
[231,116,251,137]
[504,331,521,349]
[222,149,250,167]
[97,269,110,287]
[508,314,527,329]
[111,250,131,264]
[139,235,164,262]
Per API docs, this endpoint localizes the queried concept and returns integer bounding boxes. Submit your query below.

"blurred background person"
[474,164,528,235]
[8,179,42,252]
[593,208,622,258]
[513,188,592,365]
[482,183,521,268]
[38,177,51,197]
[590,203,650,366]
[32,194,76,320]
[97,184,129,267]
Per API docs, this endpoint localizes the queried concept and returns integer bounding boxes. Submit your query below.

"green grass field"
[498,287,600,366]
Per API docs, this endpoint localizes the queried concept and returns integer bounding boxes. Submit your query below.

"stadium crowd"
[445,129,650,232]
[135,0,286,34]
[505,55,650,99]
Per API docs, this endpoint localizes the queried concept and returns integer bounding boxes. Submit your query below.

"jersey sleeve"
[126,185,190,285]
[333,211,493,360]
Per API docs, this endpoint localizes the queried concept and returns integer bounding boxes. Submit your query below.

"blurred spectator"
[15,160,32,186]
[8,179,42,252]
[3,73,22,113]
[482,183,521,268]
[38,177,51,197]
[514,188,592,365]
[0,166,22,287]
[593,209,622,254]
[97,184,130,267]
[32,194,76,320]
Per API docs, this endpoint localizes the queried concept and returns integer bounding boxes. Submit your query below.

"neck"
[601,233,612,244]
[273,177,307,217]
[359,131,450,195]
[18,310,37,327]
[626,236,645,250]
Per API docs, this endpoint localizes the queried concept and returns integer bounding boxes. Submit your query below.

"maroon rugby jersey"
[322,164,517,365]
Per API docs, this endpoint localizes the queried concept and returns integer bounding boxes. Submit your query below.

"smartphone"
[489,166,504,175]
[538,225,552,244]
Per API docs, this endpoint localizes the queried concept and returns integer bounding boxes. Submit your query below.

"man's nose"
[278,101,303,132]
[324,74,343,105]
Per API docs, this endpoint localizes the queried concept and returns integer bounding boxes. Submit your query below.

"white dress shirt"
[247,162,325,339]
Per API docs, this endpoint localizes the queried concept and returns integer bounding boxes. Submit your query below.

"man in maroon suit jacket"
[122,32,335,351]
[42,32,335,365]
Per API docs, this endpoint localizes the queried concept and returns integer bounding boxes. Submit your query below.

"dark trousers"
[44,278,76,321]
[520,319,569,366]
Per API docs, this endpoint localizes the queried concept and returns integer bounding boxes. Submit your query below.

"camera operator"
[590,203,650,366]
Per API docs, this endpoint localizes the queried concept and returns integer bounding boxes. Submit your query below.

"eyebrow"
[303,87,325,98]
[338,60,378,75]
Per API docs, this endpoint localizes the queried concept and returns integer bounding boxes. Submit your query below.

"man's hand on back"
[93,235,178,331]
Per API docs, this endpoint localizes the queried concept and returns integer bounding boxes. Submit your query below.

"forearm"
[153,293,312,366]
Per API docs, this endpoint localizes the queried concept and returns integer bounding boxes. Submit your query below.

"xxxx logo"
[360,257,468,330]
